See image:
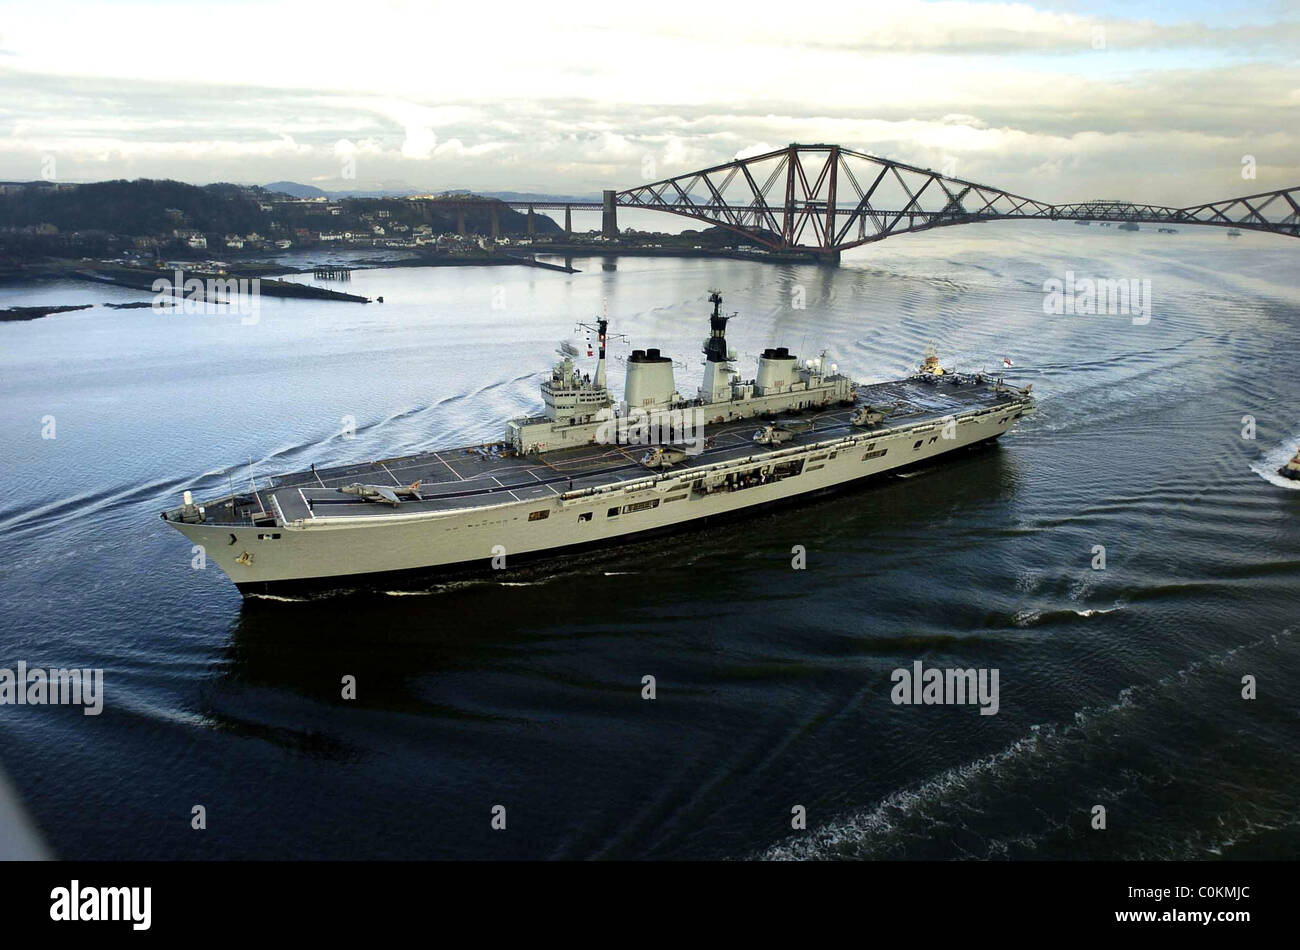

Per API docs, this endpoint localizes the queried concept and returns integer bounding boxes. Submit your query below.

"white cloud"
[0,0,1294,201]
[735,142,779,161]
[400,125,437,160]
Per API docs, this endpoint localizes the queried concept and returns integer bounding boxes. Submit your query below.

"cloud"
[0,1,1295,202]
[735,142,778,161]
[400,125,436,160]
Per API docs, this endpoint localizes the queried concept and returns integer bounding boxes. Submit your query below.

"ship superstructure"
[161,292,1036,595]
[506,292,854,455]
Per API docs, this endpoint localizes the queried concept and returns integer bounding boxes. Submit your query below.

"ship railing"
[614,398,1028,491]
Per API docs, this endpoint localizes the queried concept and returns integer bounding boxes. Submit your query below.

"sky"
[0,0,1297,206]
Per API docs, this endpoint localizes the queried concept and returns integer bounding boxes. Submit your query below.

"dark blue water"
[2,222,1298,859]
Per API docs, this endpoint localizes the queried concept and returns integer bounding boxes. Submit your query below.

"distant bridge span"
[617,144,1300,259]
[415,143,1300,260]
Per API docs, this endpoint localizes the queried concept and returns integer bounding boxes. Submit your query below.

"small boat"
[918,343,948,380]
[1227,229,1242,237]
[1278,447,1300,481]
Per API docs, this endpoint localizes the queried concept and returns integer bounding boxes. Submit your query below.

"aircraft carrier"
[161,292,1036,596]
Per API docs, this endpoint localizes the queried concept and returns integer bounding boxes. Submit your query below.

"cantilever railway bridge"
[413,143,1300,261]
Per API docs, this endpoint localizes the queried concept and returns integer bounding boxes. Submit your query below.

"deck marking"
[298,488,316,519]
[433,452,463,481]
[380,463,402,486]
[313,469,326,488]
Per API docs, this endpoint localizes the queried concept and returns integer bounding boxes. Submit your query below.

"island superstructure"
[506,293,853,454]
[161,291,1036,595]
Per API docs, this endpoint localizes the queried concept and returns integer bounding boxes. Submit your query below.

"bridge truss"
[616,144,1300,257]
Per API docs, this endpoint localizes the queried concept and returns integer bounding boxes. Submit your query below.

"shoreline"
[70,264,372,302]
[0,303,93,322]
[0,245,811,319]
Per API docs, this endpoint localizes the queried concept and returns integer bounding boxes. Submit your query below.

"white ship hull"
[167,402,1027,596]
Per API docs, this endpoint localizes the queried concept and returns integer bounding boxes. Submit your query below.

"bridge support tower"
[602,190,618,238]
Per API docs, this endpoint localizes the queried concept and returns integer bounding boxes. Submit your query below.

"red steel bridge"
[416,143,1300,262]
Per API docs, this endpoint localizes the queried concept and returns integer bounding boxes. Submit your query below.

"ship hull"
[224,436,1004,597]
[166,399,1028,596]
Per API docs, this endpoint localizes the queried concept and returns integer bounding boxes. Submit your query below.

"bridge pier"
[526,207,535,237]
[602,189,618,238]
[456,208,466,237]
[814,248,841,265]
[490,205,500,239]
[564,205,572,236]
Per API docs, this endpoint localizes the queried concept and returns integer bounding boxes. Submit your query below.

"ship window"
[577,512,592,522]
[913,440,923,449]
[862,449,887,461]
[528,509,550,521]
[607,507,620,517]
[623,499,660,514]
[257,533,281,540]
[928,436,938,444]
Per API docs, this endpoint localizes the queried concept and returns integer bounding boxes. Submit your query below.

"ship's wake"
[757,628,1296,861]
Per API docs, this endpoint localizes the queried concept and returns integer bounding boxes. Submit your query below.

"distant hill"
[262,181,422,199]
[263,181,329,199]
[0,179,269,235]
[263,182,599,203]
[481,191,603,204]
[0,177,560,242]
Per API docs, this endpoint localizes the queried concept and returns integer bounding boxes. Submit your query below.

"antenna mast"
[576,305,628,391]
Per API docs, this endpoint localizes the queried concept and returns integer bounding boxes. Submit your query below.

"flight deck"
[199,375,1026,526]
